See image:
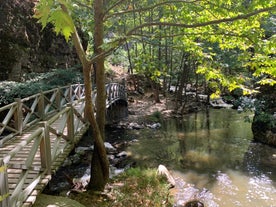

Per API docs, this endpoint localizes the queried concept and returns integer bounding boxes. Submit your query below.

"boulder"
[157,164,175,188]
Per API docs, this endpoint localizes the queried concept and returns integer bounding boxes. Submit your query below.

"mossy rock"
[33,194,85,207]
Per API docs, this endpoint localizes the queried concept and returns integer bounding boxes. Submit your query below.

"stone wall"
[0,0,80,81]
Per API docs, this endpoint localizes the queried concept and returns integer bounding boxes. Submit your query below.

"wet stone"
[184,200,204,207]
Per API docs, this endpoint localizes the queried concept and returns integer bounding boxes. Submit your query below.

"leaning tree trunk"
[88,0,109,191]
[61,2,109,191]
[84,62,109,191]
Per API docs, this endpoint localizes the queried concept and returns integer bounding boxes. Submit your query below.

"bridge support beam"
[106,101,128,124]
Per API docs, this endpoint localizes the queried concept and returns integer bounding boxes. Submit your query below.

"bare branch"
[90,37,127,63]
[72,0,93,11]
[127,6,276,35]
[104,0,201,20]
[104,0,129,18]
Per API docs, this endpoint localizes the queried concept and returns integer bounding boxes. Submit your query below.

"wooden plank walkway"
[0,82,127,207]
[0,103,89,207]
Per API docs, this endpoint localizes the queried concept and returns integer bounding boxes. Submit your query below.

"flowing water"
[124,109,276,207]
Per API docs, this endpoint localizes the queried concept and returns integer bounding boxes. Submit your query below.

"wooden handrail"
[0,82,127,206]
[0,101,88,206]
[0,84,85,146]
[0,83,126,146]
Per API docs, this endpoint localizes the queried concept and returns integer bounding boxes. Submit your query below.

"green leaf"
[33,0,54,28]
[258,78,276,86]
[48,9,75,41]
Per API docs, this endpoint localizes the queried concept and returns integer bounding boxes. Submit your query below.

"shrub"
[146,111,163,123]
[0,68,82,106]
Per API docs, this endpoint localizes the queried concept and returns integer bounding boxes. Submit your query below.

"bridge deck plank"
[0,83,127,207]
[0,112,88,207]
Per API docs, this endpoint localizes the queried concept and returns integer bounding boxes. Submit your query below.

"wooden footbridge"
[0,83,127,207]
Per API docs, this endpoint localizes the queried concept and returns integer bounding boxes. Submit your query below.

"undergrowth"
[71,168,173,207]
[0,67,82,106]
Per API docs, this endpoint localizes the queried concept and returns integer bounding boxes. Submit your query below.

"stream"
[45,108,276,206]
[125,108,276,206]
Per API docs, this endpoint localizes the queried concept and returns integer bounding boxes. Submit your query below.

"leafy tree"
[34,0,275,190]
[35,0,109,191]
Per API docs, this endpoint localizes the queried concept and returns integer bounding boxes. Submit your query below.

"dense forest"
[1,0,275,198]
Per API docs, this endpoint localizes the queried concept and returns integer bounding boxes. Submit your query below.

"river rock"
[116,151,128,158]
[75,146,93,154]
[110,166,125,177]
[147,122,161,129]
[128,122,144,129]
[209,98,233,109]
[157,164,175,188]
[104,142,117,154]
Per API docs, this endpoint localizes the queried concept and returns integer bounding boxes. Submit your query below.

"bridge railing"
[0,84,85,146]
[92,83,127,108]
[0,82,127,206]
[0,101,88,207]
[106,83,127,107]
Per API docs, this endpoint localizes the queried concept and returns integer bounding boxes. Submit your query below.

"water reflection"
[126,108,276,206]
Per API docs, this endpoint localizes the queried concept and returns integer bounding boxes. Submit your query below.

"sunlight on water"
[210,170,276,206]
[127,109,276,206]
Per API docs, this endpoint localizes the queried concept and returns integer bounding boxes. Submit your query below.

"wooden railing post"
[0,160,9,207]
[56,87,61,111]
[77,82,81,100]
[39,122,52,174]
[14,98,23,135]
[38,92,45,120]
[69,85,73,102]
[67,104,74,143]
[106,84,111,102]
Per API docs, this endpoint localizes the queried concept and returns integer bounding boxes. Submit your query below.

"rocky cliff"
[0,0,80,81]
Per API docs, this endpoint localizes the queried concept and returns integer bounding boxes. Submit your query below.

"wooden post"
[69,85,73,102]
[39,122,52,174]
[14,98,23,135]
[67,104,74,143]
[38,92,45,120]
[0,160,9,207]
[56,87,61,111]
[77,82,81,100]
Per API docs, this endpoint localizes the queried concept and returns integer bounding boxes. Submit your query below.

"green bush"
[0,68,82,106]
[107,49,129,68]
[146,111,163,123]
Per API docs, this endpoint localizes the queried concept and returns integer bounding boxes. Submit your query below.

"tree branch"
[127,6,276,36]
[104,0,128,18]
[104,0,201,20]
[60,3,91,68]
[72,0,93,11]
[90,37,127,63]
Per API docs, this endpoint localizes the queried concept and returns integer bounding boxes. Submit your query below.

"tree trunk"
[62,1,109,191]
[94,0,106,138]
[83,62,109,191]
[88,0,109,191]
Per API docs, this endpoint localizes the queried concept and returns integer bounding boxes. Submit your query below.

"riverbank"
[33,91,178,206]
[33,67,208,207]
[34,167,174,207]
